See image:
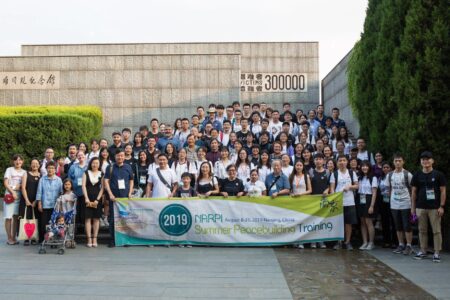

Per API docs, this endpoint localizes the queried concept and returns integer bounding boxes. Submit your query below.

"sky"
[0,0,368,78]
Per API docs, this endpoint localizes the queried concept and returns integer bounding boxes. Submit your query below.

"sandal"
[31,240,37,245]
[23,240,30,246]
[86,236,92,248]
[92,236,98,248]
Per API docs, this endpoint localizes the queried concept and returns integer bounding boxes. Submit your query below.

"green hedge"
[0,106,102,190]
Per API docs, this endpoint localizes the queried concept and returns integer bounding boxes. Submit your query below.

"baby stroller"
[39,197,77,255]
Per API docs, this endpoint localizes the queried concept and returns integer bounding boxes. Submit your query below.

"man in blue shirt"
[104,149,134,247]
[202,107,223,132]
[156,125,181,152]
[36,161,63,242]
[265,160,291,198]
[331,107,346,128]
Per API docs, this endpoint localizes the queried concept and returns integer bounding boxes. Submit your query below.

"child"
[57,179,77,213]
[175,173,197,198]
[56,156,66,178]
[44,214,65,241]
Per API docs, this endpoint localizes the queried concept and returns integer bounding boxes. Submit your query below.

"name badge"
[118,179,126,190]
[77,178,82,187]
[271,184,277,191]
[140,176,147,185]
[383,195,389,203]
[426,188,435,201]
[360,195,366,204]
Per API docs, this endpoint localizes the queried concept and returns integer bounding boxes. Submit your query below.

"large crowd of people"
[3,101,447,262]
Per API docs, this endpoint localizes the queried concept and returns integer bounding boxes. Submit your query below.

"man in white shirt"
[178,118,191,147]
[269,110,283,139]
[146,154,178,198]
[221,120,232,147]
[330,155,359,250]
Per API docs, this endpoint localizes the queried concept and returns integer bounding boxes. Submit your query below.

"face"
[260,134,268,143]
[226,108,234,117]
[201,163,210,175]
[45,148,54,160]
[327,160,335,171]
[315,157,324,167]
[337,158,347,169]
[151,120,159,129]
[250,171,259,182]
[197,108,205,117]
[57,218,64,225]
[324,147,332,157]
[79,144,87,153]
[350,159,358,169]
[182,176,191,186]
[241,119,248,129]
[285,114,292,122]
[122,131,131,140]
[58,158,65,166]
[125,145,133,155]
[47,165,56,177]
[77,152,86,163]
[261,103,267,111]
[100,140,108,148]
[316,140,324,150]
[160,124,166,132]
[337,142,345,152]
[139,152,147,162]
[182,120,189,130]
[68,146,77,156]
[178,150,187,160]
[308,110,315,119]
[282,155,290,166]
[198,149,206,159]
[332,110,339,119]
[243,105,251,114]
[317,106,324,114]
[393,158,404,169]
[235,111,242,120]
[113,134,121,144]
[192,116,199,125]
[134,135,142,144]
[91,141,99,151]
[187,136,195,146]
[261,152,269,162]
[357,139,365,150]
[283,104,290,112]
[13,157,23,168]
[158,156,168,168]
[272,161,281,173]
[421,157,433,169]
[382,164,391,174]
[295,161,304,173]
[239,150,247,160]
[115,152,125,164]
[148,138,156,147]
[30,160,40,171]
[302,150,311,159]
[295,144,304,154]
[165,127,172,137]
[227,167,237,178]
[375,153,383,163]
[91,159,100,171]
[340,127,347,137]
[252,147,259,156]
[101,150,109,159]
[273,144,281,154]
[223,122,231,132]
[272,112,279,121]
[361,164,369,174]
[221,149,229,159]
[166,144,174,154]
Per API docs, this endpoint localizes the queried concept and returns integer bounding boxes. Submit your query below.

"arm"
[104,178,115,201]
[304,176,312,195]
[146,182,153,198]
[3,177,16,198]
[82,173,89,204]
[170,182,178,198]
[97,177,104,202]
[128,179,134,199]
[369,186,377,214]
[36,178,43,212]
[411,186,417,215]
[438,186,446,217]
[21,173,32,206]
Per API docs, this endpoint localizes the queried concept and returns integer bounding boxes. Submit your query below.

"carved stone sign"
[240,73,307,92]
[0,71,60,89]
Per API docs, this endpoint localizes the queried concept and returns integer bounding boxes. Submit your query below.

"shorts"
[3,192,21,219]
[391,209,411,232]
[344,205,358,225]
[356,194,376,218]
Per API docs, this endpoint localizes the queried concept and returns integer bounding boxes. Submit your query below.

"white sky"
[0,0,367,78]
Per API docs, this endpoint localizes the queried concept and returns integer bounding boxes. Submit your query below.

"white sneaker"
[365,243,375,250]
[99,217,105,227]
[297,244,304,249]
[359,243,368,250]
[310,243,317,249]
[103,216,109,227]
[319,242,327,249]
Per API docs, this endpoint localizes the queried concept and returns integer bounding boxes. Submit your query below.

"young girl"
[57,179,77,213]
[132,133,145,160]
[357,161,378,251]
[235,149,253,183]
[214,146,232,180]
[196,162,219,197]
[164,143,177,168]
[301,148,315,173]
[257,151,271,184]
[289,161,312,197]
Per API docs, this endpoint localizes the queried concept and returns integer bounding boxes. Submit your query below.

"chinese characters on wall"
[0,72,60,90]
[240,73,307,93]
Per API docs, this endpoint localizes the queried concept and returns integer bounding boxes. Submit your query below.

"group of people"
[3,101,447,262]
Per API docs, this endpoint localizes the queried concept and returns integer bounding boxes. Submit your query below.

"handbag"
[3,193,14,204]
[18,206,39,241]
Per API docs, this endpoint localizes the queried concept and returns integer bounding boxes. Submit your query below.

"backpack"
[173,160,195,188]
[388,170,411,194]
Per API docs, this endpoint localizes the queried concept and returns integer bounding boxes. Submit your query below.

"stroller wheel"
[38,249,46,254]
[57,249,65,255]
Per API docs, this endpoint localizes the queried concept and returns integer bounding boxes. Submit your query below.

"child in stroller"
[44,214,65,241]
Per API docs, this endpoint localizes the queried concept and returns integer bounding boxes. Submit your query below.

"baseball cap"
[420,151,433,159]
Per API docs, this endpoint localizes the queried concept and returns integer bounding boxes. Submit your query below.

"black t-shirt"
[411,170,447,209]
[310,169,329,195]
[175,187,197,198]
[220,178,244,196]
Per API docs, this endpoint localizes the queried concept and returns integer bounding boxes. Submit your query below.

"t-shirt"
[357,151,375,165]
[329,169,358,206]
[4,167,26,193]
[411,170,447,209]
[282,166,293,178]
[175,186,197,198]
[385,170,413,210]
[220,178,244,196]
[148,168,177,198]
[358,177,378,206]
[244,180,266,197]
[268,121,282,138]
[310,169,329,195]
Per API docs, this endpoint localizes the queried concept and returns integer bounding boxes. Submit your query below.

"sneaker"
[433,254,441,263]
[310,243,317,249]
[178,244,185,248]
[297,244,304,249]
[403,245,414,256]
[186,245,192,248]
[319,242,327,249]
[359,243,368,250]
[365,243,375,251]
[345,242,353,251]
[103,216,109,227]
[414,251,427,260]
[393,245,405,254]
[333,242,342,250]
[99,217,105,227]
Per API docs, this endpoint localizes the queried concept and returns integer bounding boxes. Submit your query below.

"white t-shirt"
[292,174,307,195]
[171,161,196,185]
[148,167,177,198]
[214,160,232,180]
[258,165,271,184]
[282,166,293,178]
[221,132,230,147]
[4,167,26,193]
[244,180,266,197]
[329,169,359,206]
[357,151,375,165]
[385,170,413,210]
[269,121,282,138]
[358,176,378,195]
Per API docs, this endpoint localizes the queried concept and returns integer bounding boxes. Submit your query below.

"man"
[202,107,222,132]
[225,105,235,123]
[191,114,200,130]
[296,121,316,146]
[178,118,191,147]
[280,102,298,123]
[122,128,132,146]
[385,154,414,255]
[40,147,55,176]
[268,110,282,139]
[411,151,447,262]
[104,149,134,247]
[206,139,221,165]
[215,104,226,125]
[146,154,178,198]
[307,110,320,138]
[329,155,359,250]
[315,104,327,126]
[232,101,241,112]
[221,120,232,147]
[260,102,268,118]
[108,132,124,162]
[233,110,243,132]
[63,144,78,175]
[242,103,252,119]
[237,118,252,144]
[139,125,149,145]
[265,160,291,198]
[309,153,330,249]
[148,118,164,141]
[258,131,272,153]
[251,103,260,113]
[156,125,181,152]
[331,107,346,128]
[197,106,206,125]
[356,138,375,165]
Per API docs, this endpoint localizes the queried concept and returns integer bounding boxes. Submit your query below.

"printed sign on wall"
[240,73,307,92]
[0,71,60,89]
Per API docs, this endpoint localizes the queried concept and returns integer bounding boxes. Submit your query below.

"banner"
[114,193,343,246]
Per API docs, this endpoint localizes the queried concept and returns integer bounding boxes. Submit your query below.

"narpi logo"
[159,204,192,236]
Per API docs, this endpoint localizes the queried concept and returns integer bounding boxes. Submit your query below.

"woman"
[334,141,346,158]
[135,150,150,196]
[378,161,396,248]
[278,132,294,156]
[99,147,110,174]
[19,158,41,245]
[257,151,271,184]
[164,143,177,168]
[316,125,329,141]
[172,148,195,186]
[185,134,199,163]
[337,127,353,155]
[244,169,267,197]
[289,160,312,197]
[357,161,378,251]
[291,143,304,164]
[220,165,245,197]
[250,112,262,136]
[78,142,88,154]
[323,145,333,161]
[3,154,26,245]
[132,132,145,160]
[87,139,100,161]
[67,151,88,231]
[349,157,360,174]
[124,144,136,167]
[82,157,104,248]
[270,141,283,160]
[235,149,253,183]
[173,118,182,137]
[301,148,315,173]
[229,140,243,164]
[281,154,293,178]
[196,161,219,197]
[214,146,232,180]
[326,159,336,175]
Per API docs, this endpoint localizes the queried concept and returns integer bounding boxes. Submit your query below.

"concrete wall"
[0,54,240,137]
[321,50,359,136]
[22,42,320,111]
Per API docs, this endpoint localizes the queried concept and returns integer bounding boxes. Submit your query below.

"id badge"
[426,188,435,201]
[383,195,389,203]
[140,176,147,185]
[118,179,126,190]
[271,184,277,192]
[360,195,366,204]
[77,178,82,187]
